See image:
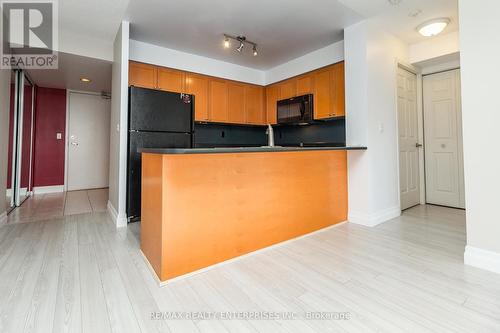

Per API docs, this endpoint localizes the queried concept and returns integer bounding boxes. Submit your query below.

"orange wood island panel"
[141,150,348,281]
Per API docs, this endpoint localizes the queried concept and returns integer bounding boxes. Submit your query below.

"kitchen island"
[139,146,366,283]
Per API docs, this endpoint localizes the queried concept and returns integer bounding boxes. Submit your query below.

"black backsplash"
[275,119,346,146]
[194,119,346,148]
[194,123,267,147]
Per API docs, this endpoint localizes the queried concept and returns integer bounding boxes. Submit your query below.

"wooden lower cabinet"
[245,85,265,124]
[185,73,209,121]
[227,82,246,123]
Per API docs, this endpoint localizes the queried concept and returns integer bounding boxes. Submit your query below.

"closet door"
[17,74,34,205]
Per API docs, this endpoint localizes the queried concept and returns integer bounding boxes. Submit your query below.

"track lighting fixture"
[223,34,258,56]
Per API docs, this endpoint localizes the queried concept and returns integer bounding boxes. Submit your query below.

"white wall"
[130,39,346,86]
[345,19,409,226]
[59,30,113,62]
[0,69,10,222]
[265,41,345,84]
[409,31,459,64]
[129,40,265,85]
[108,21,129,228]
[459,0,500,274]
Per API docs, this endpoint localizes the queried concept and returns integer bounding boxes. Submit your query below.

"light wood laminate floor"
[0,204,499,332]
[4,188,108,224]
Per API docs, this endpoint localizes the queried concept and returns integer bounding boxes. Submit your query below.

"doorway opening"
[65,91,111,191]
[398,64,465,211]
[423,69,465,209]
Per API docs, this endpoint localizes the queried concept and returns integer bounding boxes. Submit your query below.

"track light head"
[236,41,244,52]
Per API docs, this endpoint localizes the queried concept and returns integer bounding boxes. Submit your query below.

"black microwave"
[277,94,313,124]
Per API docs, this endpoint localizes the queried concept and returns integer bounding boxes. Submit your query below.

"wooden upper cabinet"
[313,67,333,119]
[209,79,228,123]
[185,73,209,121]
[129,61,345,124]
[245,85,265,124]
[129,61,157,89]
[265,85,279,124]
[227,82,246,124]
[296,74,314,96]
[279,80,297,100]
[157,68,185,93]
[331,62,345,117]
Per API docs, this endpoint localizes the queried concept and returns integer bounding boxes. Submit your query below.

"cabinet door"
[209,79,228,123]
[296,74,314,96]
[227,82,246,123]
[313,68,333,119]
[279,80,297,100]
[129,61,157,89]
[185,73,209,121]
[331,62,345,116]
[157,68,185,93]
[265,85,279,124]
[245,85,265,124]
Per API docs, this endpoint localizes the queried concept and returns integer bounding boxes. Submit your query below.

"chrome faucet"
[266,124,275,147]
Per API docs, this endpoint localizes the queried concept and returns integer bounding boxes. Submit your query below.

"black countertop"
[139,146,367,155]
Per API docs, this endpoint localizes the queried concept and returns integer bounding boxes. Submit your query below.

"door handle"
[415,143,423,148]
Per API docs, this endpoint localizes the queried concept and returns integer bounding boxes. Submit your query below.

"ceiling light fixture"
[80,77,91,83]
[387,0,401,5]
[223,34,258,56]
[417,18,450,37]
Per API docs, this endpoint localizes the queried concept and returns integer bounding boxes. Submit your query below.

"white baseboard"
[107,200,127,228]
[348,205,401,227]
[0,211,7,226]
[464,245,500,275]
[33,185,65,194]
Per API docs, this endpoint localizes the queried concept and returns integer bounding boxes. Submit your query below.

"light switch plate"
[56,132,62,140]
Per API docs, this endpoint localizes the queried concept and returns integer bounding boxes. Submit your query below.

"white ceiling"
[28,0,458,89]
[59,0,130,42]
[125,0,363,70]
[344,0,459,44]
[26,52,112,93]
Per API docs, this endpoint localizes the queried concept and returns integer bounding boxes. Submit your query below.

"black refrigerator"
[127,86,194,221]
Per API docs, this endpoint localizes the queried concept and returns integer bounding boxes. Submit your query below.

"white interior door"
[398,67,420,210]
[423,69,465,208]
[67,92,111,191]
